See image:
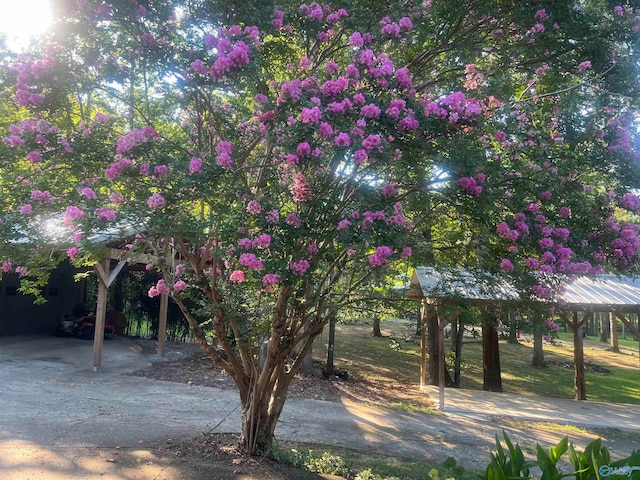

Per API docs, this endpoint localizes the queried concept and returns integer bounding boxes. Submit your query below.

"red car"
[55,314,116,340]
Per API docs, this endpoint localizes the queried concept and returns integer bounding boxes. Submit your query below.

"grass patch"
[315,320,640,405]
[268,442,481,480]
[496,417,594,436]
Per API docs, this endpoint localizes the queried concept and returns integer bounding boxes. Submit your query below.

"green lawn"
[319,320,640,405]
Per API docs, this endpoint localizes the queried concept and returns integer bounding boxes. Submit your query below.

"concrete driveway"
[1,335,639,479]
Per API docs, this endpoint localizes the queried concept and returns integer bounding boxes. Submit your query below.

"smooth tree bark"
[531,313,546,368]
[482,309,502,392]
[610,312,620,353]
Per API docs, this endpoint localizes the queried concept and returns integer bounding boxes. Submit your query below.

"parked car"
[55,314,116,340]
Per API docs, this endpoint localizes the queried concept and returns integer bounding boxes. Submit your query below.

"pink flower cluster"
[239,253,264,271]
[290,259,310,276]
[216,141,234,169]
[202,25,259,79]
[147,193,166,209]
[116,126,158,155]
[368,245,393,267]
[456,173,485,196]
[148,279,170,297]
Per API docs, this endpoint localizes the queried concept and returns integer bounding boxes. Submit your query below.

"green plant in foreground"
[268,442,476,480]
[485,432,640,480]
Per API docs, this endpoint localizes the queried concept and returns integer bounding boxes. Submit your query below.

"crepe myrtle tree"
[1,0,640,453]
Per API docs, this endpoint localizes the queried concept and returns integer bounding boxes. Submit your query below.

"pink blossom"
[80,187,97,200]
[65,205,85,223]
[290,173,312,201]
[285,212,301,227]
[337,219,351,230]
[360,103,381,118]
[308,243,319,254]
[26,151,43,163]
[334,132,350,146]
[148,286,159,297]
[401,247,412,258]
[265,209,280,223]
[318,122,334,138]
[173,280,187,292]
[262,273,279,286]
[96,207,117,221]
[230,270,246,283]
[559,206,571,218]
[534,9,548,20]
[15,266,29,276]
[526,203,540,213]
[1,261,12,273]
[296,141,312,157]
[175,264,186,276]
[252,233,271,248]
[147,193,166,209]
[189,157,203,174]
[382,183,397,198]
[539,238,554,249]
[238,238,253,249]
[349,32,364,47]
[216,141,234,169]
[239,253,264,271]
[247,200,262,214]
[354,149,368,164]
[300,106,322,124]
[19,204,33,215]
[67,247,80,260]
[525,258,539,269]
[577,61,592,72]
[614,5,624,16]
[156,279,170,295]
[499,258,514,272]
[290,258,310,276]
[30,190,52,202]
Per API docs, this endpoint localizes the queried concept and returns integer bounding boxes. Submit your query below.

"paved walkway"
[0,335,638,479]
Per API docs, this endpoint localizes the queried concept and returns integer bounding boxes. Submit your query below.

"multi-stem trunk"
[240,362,292,454]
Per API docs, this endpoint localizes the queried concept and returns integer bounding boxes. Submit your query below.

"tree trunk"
[531,322,545,368]
[325,315,336,377]
[240,368,291,454]
[453,317,464,387]
[427,311,453,386]
[610,312,620,353]
[482,310,502,392]
[507,311,519,345]
[573,323,586,400]
[300,322,314,376]
[372,317,382,337]
[600,312,609,343]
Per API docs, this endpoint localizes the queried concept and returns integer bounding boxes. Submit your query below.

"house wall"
[0,262,83,335]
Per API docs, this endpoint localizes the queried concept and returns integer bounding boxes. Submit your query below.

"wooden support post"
[610,311,620,353]
[437,303,445,410]
[157,292,169,356]
[613,311,640,368]
[93,258,110,372]
[420,300,427,388]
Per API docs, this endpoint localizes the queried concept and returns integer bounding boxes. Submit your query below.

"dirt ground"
[129,335,640,480]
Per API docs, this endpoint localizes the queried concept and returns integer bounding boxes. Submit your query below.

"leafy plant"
[485,431,532,480]
[485,433,639,480]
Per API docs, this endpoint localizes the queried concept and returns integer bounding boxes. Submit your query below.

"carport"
[91,248,171,371]
[409,267,640,406]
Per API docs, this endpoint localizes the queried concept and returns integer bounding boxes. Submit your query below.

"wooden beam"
[157,292,169,356]
[613,311,640,368]
[437,303,445,410]
[92,258,110,372]
[420,300,426,388]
